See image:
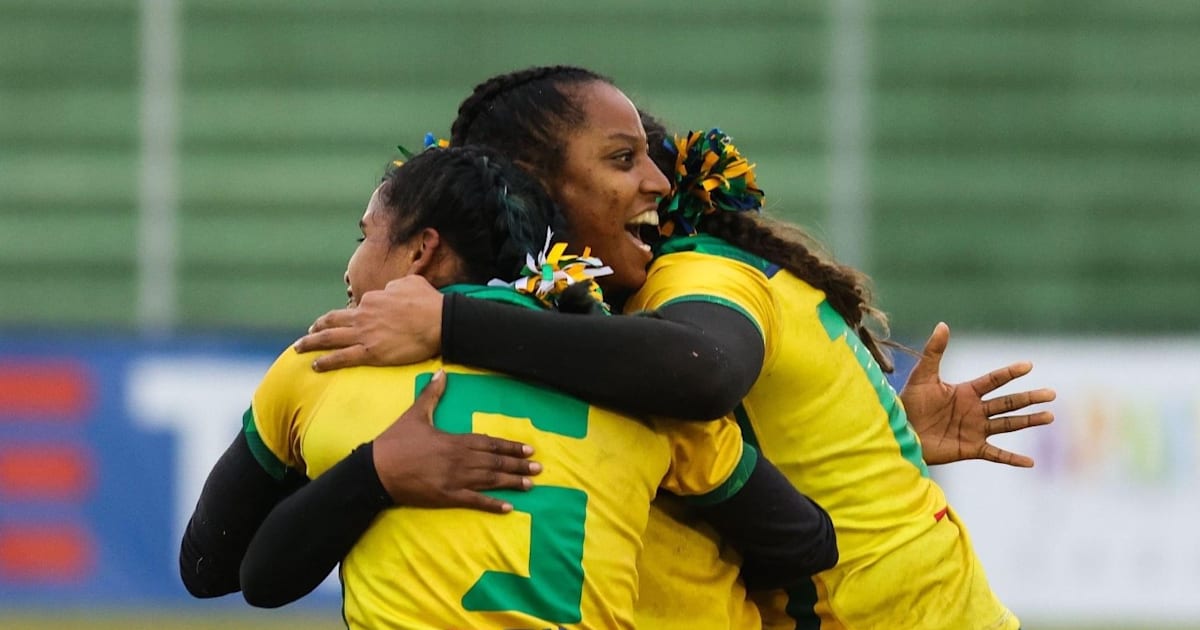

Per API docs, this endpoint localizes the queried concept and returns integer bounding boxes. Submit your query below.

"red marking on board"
[933,507,948,522]
[0,361,92,419]
[0,523,93,582]
[0,446,93,500]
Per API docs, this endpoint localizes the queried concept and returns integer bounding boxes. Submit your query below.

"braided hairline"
[451,65,602,145]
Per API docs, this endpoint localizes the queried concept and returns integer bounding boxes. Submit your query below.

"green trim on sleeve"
[686,442,759,507]
[657,294,765,339]
[242,406,290,481]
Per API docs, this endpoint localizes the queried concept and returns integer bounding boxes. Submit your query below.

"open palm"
[900,323,1055,467]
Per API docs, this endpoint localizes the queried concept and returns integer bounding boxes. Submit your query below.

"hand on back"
[372,369,541,514]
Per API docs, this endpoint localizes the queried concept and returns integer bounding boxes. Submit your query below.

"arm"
[444,296,763,419]
[240,443,389,608]
[692,451,838,590]
[901,322,1056,467]
[295,277,764,420]
[179,432,306,598]
[239,370,541,608]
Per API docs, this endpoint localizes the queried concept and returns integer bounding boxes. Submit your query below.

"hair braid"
[379,145,559,285]
[451,65,575,145]
[449,65,609,183]
[702,211,897,372]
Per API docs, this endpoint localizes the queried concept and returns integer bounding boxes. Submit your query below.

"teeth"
[626,210,659,227]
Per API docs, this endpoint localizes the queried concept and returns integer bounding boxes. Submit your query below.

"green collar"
[439,284,544,311]
[654,234,776,275]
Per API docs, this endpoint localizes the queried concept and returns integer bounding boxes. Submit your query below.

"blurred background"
[0,0,1196,628]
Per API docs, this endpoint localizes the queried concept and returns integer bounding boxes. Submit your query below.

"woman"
[185,145,836,628]
[296,66,1054,629]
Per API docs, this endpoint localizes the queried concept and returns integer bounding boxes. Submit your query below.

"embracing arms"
[296,278,1054,466]
[180,372,539,604]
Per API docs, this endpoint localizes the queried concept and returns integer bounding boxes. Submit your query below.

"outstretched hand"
[900,323,1055,468]
[372,369,541,513]
[294,276,444,372]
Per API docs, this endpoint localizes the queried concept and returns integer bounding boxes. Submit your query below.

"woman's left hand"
[294,276,444,371]
[900,322,1055,467]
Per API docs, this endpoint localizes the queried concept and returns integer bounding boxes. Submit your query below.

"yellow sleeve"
[655,416,757,505]
[626,250,779,358]
[243,347,328,479]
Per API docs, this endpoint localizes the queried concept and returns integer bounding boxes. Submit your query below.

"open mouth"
[625,210,660,252]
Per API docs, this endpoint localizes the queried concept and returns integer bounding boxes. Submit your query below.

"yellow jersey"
[245,285,755,630]
[627,236,1018,630]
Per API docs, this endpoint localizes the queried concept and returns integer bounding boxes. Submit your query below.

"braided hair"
[379,146,561,285]
[450,65,611,184]
[640,112,898,372]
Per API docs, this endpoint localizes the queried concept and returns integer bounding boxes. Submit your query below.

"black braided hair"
[639,111,898,372]
[450,65,611,184]
[379,146,560,284]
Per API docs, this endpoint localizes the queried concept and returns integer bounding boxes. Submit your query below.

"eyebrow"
[607,132,646,145]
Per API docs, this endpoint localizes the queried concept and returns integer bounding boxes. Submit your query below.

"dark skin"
[370,367,540,510]
[296,289,1056,467]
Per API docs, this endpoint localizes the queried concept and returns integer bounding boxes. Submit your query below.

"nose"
[640,155,671,197]
[343,270,351,286]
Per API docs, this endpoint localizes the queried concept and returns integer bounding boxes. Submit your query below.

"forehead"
[573,82,645,141]
[362,183,391,224]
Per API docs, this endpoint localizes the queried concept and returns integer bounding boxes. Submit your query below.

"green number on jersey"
[816,302,930,477]
[415,372,590,623]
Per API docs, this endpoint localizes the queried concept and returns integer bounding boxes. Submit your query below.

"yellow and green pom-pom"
[659,128,764,237]
[488,229,613,313]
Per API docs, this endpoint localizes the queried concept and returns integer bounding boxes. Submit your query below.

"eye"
[611,150,634,167]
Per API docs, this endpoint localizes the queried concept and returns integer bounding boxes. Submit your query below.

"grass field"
[1,611,1198,630]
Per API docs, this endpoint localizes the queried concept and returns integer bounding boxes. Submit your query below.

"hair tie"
[488,228,613,313]
[659,128,764,237]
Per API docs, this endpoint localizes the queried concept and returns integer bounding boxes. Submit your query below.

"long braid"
[702,211,897,373]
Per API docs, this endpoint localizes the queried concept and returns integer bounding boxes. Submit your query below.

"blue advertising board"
[0,333,340,608]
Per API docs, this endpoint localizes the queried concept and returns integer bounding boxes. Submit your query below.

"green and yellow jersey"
[627,236,1018,630]
[244,285,754,630]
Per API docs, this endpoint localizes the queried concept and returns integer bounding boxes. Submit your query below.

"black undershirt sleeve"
[442,295,765,420]
[694,454,838,590]
[239,443,392,608]
[179,432,306,598]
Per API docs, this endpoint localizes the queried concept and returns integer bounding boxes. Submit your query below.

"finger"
[978,443,1034,468]
[982,388,1057,416]
[968,361,1034,396]
[309,345,372,372]
[463,469,536,492]
[464,452,542,476]
[907,322,950,384]
[307,308,356,334]
[985,411,1055,436]
[412,369,447,422]
[462,433,535,458]
[446,490,515,515]
[294,326,363,354]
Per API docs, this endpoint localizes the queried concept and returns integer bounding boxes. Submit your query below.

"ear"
[405,227,443,276]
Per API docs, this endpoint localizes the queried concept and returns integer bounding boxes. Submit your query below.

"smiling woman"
[450,66,670,302]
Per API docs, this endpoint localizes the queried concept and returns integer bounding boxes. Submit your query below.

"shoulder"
[652,234,780,278]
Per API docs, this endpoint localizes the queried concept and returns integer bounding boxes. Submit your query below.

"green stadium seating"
[1,0,1196,334]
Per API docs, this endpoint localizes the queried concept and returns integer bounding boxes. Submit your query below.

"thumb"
[909,322,950,383]
[412,369,447,423]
